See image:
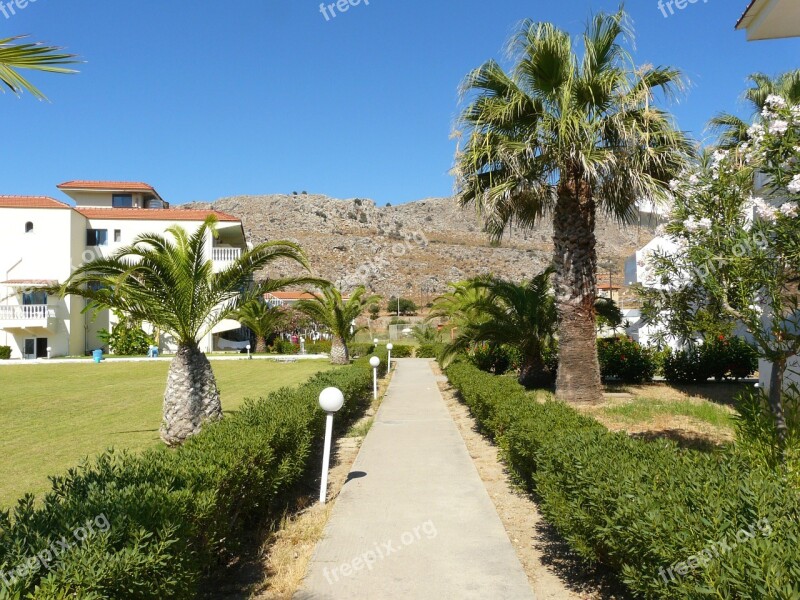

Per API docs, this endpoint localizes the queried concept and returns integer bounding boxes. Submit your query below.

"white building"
[0,181,248,359]
[737,0,800,41]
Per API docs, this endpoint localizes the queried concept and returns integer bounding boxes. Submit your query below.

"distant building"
[0,182,248,359]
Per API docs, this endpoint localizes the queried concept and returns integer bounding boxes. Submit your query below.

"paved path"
[296,359,534,600]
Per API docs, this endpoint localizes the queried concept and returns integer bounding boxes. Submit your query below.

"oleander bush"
[597,336,657,384]
[0,354,387,599]
[444,360,800,599]
[0,346,10,360]
[348,343,376,357]
[663,337,758,384]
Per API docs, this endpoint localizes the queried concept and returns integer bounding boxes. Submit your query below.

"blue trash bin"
[92,349,103,363]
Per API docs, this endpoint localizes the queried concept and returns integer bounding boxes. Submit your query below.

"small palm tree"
[1,35,78,99]
[235,300,287,353]
[295,286,378,365]
[60,216,314,446]
[441,271,557,387]
[454,8,691,402]
[710,70,800,148]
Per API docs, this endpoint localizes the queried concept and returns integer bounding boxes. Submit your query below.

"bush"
[348,343,375,357]
[467,343,518,375]
[444,360,800,599]
[663,337,758,384]
[270,339,300,355]
[597,336,657,384]
[416,343,445,359]
[0,346,10,360]
[0,355,388,598]
[98,323,154,356]
[388,344,413,359]
[305,340,332,354]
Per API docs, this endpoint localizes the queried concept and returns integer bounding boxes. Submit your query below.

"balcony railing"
[0,305,51,321]
[212,247,242,262]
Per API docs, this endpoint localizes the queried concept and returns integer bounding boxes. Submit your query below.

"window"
[86,229,108,246]
[112,194,133,208]
[22,290,48,305]
[114,229,121,243]
[24,222,33,233]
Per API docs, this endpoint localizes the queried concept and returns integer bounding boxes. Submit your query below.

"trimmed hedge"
[444,360,800,599]
[416,343,445,359]
[388,344,413,359]
[0,346,10,360]
[0,354,388,598]
[663,337,758,384]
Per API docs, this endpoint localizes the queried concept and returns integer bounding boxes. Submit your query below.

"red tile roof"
[57,181,157,193]
[0,195,70,209]
[73,207,240,222]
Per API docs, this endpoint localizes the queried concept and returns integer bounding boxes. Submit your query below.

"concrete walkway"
[296,359,534,600]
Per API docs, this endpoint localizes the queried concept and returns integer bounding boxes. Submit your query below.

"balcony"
[212,247,242,263]
[0,305,56,330]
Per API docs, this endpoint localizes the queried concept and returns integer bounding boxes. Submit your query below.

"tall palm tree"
[442,270,557,387]
[710,70,800,148]
[60,216,313,446]
[235,300,287,353]
[1,35,77,99]
[453,8,691,402]
[295,286,378,365]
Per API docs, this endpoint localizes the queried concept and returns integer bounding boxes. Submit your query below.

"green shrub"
[305,340,332,354]
[444,360,800,599]
[0,355,388,598]
[348,343,375,357]
[0,346,10,360]
[98,323,154,356]
[467,343,518,375]
[597,336,657,384]
[270,339,300,355]
[416,343,445,359]
[388,344,413,359]
[663,337,758,384]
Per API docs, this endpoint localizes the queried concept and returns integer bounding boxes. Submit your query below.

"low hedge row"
[444,360,800,599]
[0,354,387,599]
[663,337,758,383]
[388,344,413,359]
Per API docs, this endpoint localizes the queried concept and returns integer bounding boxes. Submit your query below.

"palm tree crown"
[296,285,378,364]
[236,300,287,353]
[454,8,691,401]
[0,35,78,99]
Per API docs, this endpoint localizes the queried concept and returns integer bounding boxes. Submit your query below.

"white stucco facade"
[0,182,248,359]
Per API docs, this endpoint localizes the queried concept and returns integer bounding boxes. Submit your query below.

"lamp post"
[370,356,381,400]
[246,344,252,360]
[387,343,393,371]
[318,387,345,504]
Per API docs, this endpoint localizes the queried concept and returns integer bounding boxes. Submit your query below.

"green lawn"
[0,359,339,507]
[602,398,736,430]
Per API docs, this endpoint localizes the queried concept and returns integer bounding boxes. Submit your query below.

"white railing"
[0,305,49,321]
[212,247,242,262]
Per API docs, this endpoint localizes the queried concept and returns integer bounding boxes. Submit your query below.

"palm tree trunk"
[255,336,268,354]
[552,192,603,403]
[518,350,552,388]
[160,343,223,446]
[330,336,350,365]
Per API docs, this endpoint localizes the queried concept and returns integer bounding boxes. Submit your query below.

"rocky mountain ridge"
[184,194,657,301]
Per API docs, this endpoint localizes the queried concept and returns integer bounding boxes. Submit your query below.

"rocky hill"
[183,194,658,302]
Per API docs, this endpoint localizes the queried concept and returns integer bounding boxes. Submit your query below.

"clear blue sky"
[3,0,799,205]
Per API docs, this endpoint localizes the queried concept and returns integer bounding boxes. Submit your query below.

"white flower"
[791,105,800,119]
[669,179,680,192]
[755,198,778,222]
[788,174,800,194]
[697,217,712,230]
[780,202,799,217]
[684,217,700,232]
[688,174,700,186]
[748,123,765,138]
[769,120,789,135]
[765,94,787,109]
